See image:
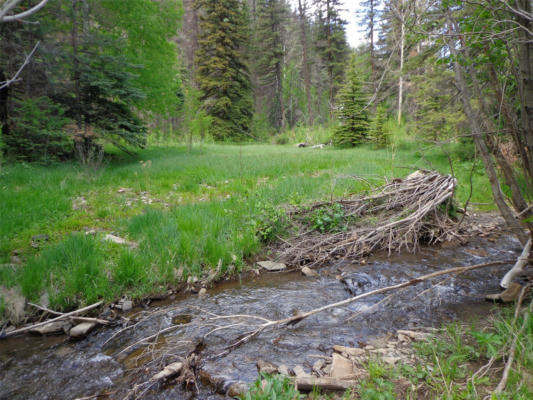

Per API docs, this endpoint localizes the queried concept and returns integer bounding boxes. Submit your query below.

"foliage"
[3,97,72,162]
[306,203,347,233]
[253,0,289,132]
[242,374,302,400]
[96,0,183,116]
[182,85,212,147]
[195,0,253,141]
[254,201,289,243]
[408,56,465,142]
[333,54,370,147]
[369,104,389,147]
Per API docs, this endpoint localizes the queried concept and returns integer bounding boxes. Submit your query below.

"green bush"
[4,97,72,162]
[242,374,302,400]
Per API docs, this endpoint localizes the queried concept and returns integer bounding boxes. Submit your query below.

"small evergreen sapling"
[369,104,390,147]
[333,55,370,147]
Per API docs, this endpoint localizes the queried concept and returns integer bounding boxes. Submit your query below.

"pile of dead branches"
[275,170,458,267]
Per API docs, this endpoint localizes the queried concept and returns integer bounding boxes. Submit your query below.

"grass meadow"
[0,138,492,313]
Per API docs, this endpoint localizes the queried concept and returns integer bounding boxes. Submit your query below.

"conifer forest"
[1,1,533,399]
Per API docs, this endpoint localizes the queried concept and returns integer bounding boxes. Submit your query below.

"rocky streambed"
[0,233,523,399]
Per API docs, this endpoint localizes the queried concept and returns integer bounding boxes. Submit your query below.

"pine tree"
[369,104,389,147]
[314,0,349,117]
[196,0,253,141]
[333,55,369,147]
[254,0,287,132]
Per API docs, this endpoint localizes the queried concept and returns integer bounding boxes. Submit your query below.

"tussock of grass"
[0,140,493,314]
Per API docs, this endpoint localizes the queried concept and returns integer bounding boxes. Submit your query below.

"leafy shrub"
[242,374,302,400]
[254,201,289,243]
[307,203,347,233]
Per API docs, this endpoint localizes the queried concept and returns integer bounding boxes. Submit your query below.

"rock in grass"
[198,288,207,298]
[104,234,138,249]
[257,261,286,271]
[69,322,97,338]
[301,266,318,277]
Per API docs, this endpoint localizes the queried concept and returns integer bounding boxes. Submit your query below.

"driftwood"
[500,238,531,288]
[1,301,103,338]
[294,376,358,391]
[275,171,458,267]
[28,302,111,325]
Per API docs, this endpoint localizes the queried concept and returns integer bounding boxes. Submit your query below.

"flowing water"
[0,235,522,399]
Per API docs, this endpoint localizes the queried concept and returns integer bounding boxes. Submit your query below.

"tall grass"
[0,141,493,313]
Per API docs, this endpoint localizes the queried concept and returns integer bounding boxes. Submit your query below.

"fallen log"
[294,376,358,391]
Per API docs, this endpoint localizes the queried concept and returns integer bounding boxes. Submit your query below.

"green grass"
[0,139,492,312]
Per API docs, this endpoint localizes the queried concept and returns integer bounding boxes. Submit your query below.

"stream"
[0,235,522,399]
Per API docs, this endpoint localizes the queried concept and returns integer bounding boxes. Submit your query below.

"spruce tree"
[254,0,287,132]
[369,104,389,147]
[314,0,349,117]
[196,0,253,141]
[333,55,369,147]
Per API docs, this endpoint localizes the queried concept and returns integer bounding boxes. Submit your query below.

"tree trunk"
[369,0,375,89]
[326,0,333,118]
[445,18,528,245]
[516,0,533,183]
[397,12,404,124]
[71,0,82,129]
[0,70,8,136]
[298,0,313,125]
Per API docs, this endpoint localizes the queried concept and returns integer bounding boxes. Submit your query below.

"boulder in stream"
[69,322,97,338]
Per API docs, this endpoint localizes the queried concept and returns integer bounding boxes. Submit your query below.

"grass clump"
[20,234,111,309]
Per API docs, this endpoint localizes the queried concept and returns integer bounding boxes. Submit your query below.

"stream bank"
[0,230,524,399]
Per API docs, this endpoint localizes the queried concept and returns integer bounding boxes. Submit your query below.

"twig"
[493,286,532,394]
[28,302,111,325]
[1,301,103,338]
[0,41,40,89]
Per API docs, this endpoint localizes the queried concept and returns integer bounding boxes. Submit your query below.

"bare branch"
[0,0,49,22]
[0,40,40,90]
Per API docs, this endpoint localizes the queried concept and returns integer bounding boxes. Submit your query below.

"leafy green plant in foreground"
[242,374,302,400]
